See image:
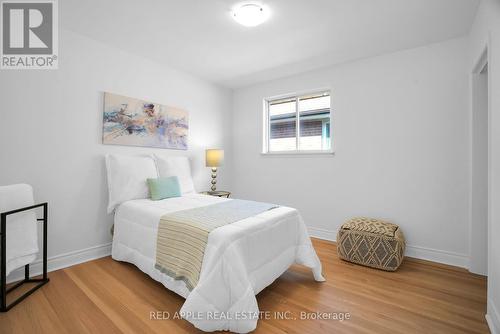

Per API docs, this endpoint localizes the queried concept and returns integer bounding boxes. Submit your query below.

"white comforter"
[112,194,324,333]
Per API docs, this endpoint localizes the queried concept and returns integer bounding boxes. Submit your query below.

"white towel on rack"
[0,184,39,276]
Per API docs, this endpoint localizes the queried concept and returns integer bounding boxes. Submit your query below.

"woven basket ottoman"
[337,217,406,271]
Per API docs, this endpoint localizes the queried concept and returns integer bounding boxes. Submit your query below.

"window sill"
[261,150,335,156]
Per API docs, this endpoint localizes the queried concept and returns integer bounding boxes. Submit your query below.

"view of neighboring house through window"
[266,91,331,152]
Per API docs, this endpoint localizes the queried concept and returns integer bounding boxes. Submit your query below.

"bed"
[107,154,324,333]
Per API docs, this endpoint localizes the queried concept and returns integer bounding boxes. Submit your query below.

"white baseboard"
[404,245,469,268]
[487,299,500,334]
[307,226,469,269]
[6,225,471,282]
[308,226,336,241]
[7,242,112,283]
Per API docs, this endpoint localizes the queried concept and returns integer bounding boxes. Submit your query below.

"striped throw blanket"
[155,199,278,291]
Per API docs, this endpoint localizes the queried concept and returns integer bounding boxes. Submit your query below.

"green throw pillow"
[147,176,181,200]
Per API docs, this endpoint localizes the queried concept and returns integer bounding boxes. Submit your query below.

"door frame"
[469,36,491,276]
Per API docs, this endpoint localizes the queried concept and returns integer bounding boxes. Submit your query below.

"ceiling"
[61,0,479,88]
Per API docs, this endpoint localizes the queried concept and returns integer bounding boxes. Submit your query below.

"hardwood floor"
[0,238,489,334]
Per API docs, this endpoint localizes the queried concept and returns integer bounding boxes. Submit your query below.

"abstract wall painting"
[102,92,189,150]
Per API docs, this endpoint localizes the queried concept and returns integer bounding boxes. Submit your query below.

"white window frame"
[262,89,334,155]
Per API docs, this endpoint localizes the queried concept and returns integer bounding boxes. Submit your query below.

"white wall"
[232,37,470,267]
[469,0,500,332]
[0,29,233,279]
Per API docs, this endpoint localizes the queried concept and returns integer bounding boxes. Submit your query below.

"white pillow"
[154,155,196,194]
[105,154,158,213]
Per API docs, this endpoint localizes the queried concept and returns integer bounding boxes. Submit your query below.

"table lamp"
[205,149,224,191]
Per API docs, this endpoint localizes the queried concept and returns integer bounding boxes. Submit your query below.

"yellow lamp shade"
[206,149,224,167]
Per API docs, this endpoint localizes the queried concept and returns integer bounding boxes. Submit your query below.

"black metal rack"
[1,202,49,312]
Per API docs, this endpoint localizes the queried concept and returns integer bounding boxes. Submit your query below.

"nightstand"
[201,190,231,198]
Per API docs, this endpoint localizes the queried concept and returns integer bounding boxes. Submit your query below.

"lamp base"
[211,167,217,191]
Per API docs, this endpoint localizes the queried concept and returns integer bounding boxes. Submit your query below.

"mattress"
[112,193,324,333]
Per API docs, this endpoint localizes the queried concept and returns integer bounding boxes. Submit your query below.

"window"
[263,91,332,153]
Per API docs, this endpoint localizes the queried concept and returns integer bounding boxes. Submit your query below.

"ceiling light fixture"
[232,3,269,27]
